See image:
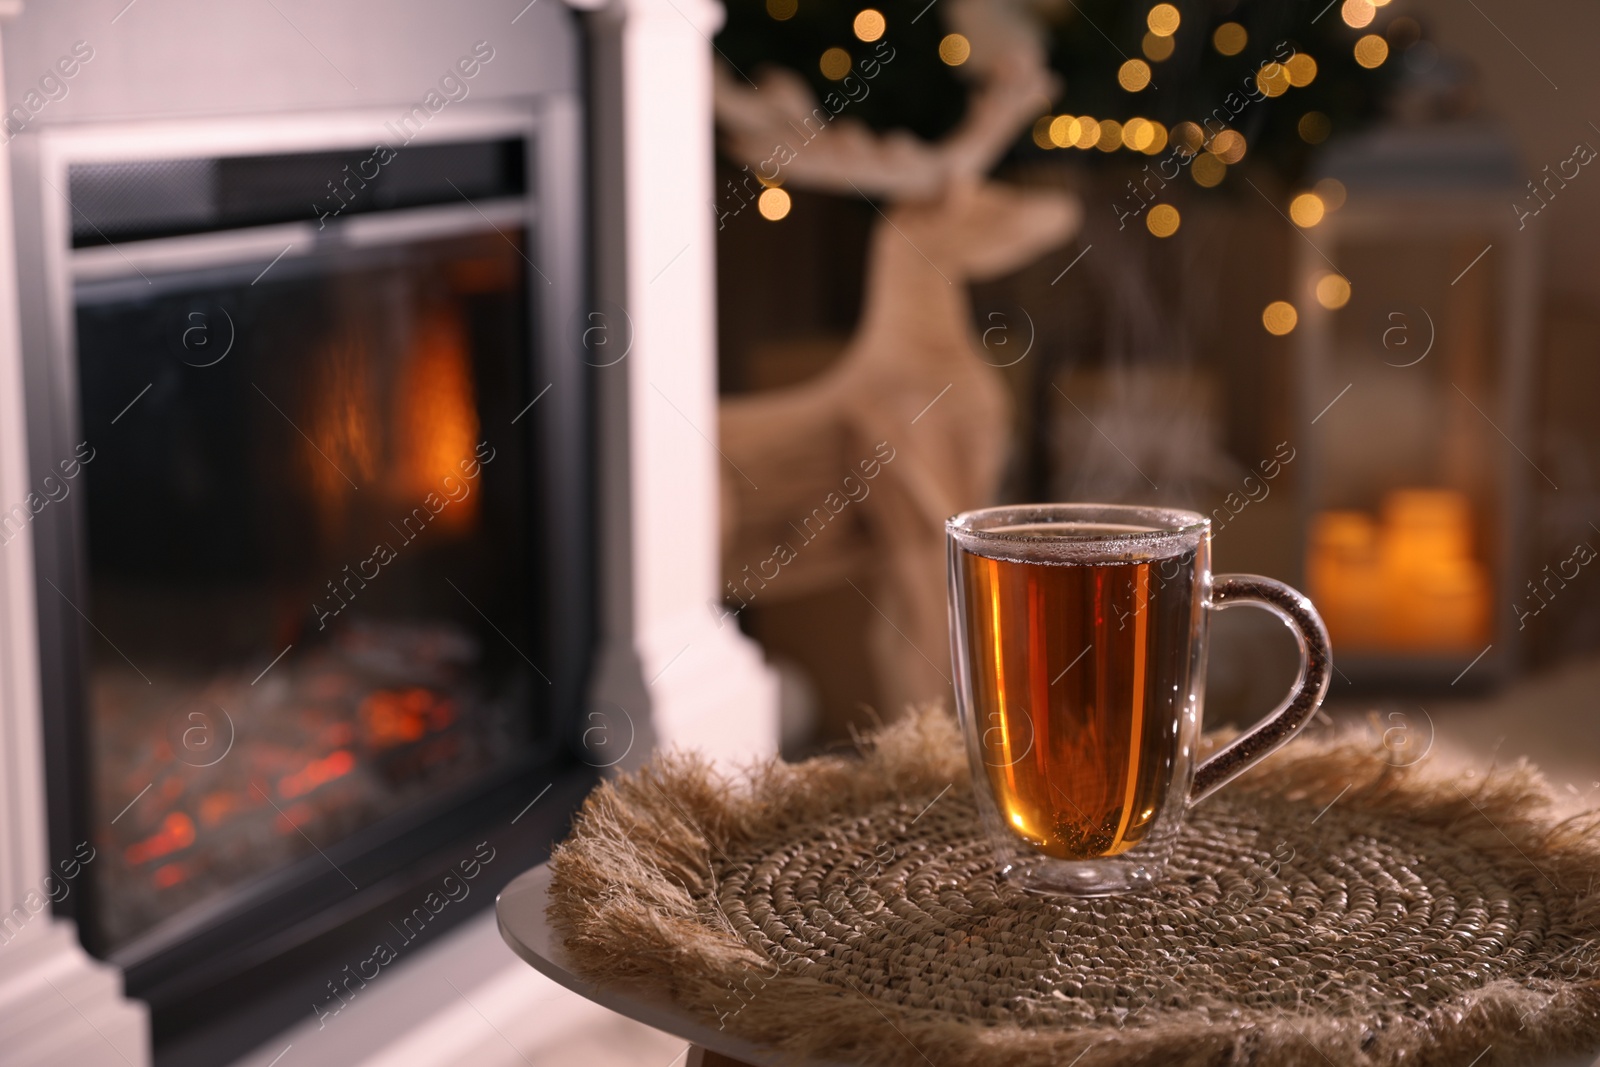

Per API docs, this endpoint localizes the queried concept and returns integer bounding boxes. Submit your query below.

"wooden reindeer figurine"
[715,5,1082,717]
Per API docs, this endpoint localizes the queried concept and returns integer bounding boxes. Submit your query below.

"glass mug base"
[947,504,1332,897]
[1001,852,1169,897]
[977,783,1187,896]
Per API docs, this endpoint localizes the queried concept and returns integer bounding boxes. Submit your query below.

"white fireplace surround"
[0,0,777,1063]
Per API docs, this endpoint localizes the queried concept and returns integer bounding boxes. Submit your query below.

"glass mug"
[946,504,1332,896]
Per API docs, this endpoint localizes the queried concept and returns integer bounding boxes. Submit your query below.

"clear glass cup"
[946,504,1332,896]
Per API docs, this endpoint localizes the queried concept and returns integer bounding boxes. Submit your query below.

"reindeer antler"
[713,0,1059,202]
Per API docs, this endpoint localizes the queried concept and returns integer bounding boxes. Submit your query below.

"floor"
[1326,653,1600,816]
[229,907,684,1067]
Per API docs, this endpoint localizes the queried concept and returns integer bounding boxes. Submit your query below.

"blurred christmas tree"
[715,0,1417,189]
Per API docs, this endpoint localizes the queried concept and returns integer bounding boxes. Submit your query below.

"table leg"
[686,1046,759,1067]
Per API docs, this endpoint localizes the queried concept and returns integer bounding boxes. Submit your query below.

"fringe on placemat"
[547,707,1600,1067]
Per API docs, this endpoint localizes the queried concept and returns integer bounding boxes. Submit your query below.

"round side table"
[497,862,848,1067]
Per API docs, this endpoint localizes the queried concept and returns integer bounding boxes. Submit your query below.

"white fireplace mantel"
[0,1,151,1057]
[584,0,781,765]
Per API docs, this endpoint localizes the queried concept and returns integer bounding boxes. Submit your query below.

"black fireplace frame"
[11,100,597,1064]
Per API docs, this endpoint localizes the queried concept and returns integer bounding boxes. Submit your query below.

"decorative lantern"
[1292,126,1538,687]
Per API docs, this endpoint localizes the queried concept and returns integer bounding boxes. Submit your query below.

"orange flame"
[394,305,479,531]
[306,333,379,538]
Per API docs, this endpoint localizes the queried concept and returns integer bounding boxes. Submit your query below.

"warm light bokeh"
[1210,129,1247,163]
[1290,192,1327,227]
[1212,21,1247,55]
[1314,177,1348,210]
[758,186,792,220]
[1118,59,1152,92]
[1142,32,1175,61]
[938,33,971,66]
[1192,152,1226,187]
[1146,204,1181,237]
[1342,0,1377,29]
[1262,301,1298,335]
[819,47,851,80]
[1256,62,1291,98]
[852,8,885,42]
[1286,54,1318,87]
[1316,273,1352,309]
[1299,111,1332,143]
[1354,34,1390,68]
[1147,3,1180,36]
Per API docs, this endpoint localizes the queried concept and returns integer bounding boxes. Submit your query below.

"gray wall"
[1409,0,1600,303]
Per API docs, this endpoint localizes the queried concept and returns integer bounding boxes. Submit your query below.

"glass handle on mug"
[1190,574,1333,804]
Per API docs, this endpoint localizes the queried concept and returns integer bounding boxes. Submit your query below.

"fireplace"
[12,106,595,1062]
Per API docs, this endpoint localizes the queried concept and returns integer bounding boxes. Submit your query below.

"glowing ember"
[361,688,457,749]
[278,749,356,799]
[274,802,318,835]
[152,863,189,889]
[126,812,196,866]
[199,792,242,828]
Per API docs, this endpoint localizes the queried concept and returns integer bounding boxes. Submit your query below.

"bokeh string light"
[1299,112,1332,144]
[1212,21,1247,55]
[1314,177,1347,210]
[1033,113,1172,156]
[726,0,1405,175]
[1192,152,1226,187]
[1146,3,1181,37]
[1316,273,1352,309]
[1354,34,1389,68]
[1142,32,1175,62]
[1211,129,1247,163]
[851,8,885,43]
[1289,192,1326,227]
[1123,117,1153,152]
[1257,61,1291,98]
[938,33,970,66]
[1118,59,1152,92]
[1342,0,1377,29]
[1014,0,1371,171]
[819,46,851,80]
[1146,203,1181,237]
[1286,54,1318,87]
[758,187,792,221]
[1262,301,1299,336]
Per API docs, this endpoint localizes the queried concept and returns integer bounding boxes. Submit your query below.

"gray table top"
[496,861,842,1066]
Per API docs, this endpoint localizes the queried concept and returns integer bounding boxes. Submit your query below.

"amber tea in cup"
[947,505,1331,895]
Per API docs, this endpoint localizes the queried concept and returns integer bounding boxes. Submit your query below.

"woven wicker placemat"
[548,709,1600,1067]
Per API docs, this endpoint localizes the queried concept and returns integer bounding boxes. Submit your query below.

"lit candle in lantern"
[1308,488,1490,653]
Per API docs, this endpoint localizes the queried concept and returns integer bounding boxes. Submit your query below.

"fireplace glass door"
[64,170,547,957]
